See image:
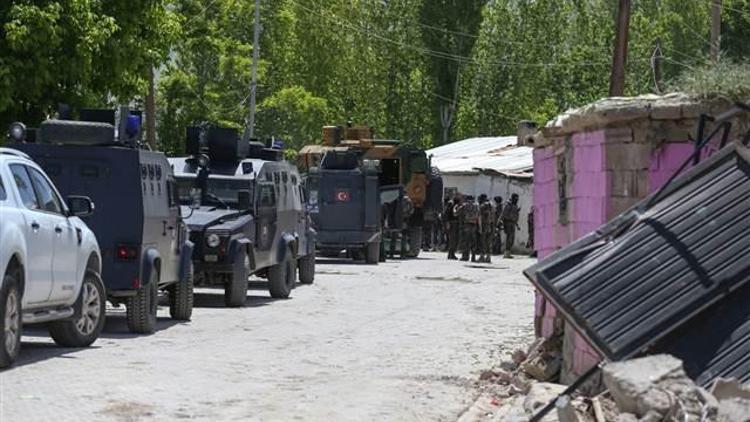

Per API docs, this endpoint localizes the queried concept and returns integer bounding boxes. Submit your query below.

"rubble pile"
[469,353,750,422]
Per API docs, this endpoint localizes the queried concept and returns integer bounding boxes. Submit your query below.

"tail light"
[116,245,139,261]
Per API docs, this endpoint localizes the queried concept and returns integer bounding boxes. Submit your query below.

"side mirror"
[189,188,202,210]
[67,196,94,217]
[237,190,251,211]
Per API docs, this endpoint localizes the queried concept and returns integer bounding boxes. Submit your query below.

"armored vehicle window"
[258,184,276,207]
[176,176,253,207]
[380,159,400,186]
[167,180,179,208]
[282,172,288,183]
[10,164,40,210]
[28,167,64,214]
[0,173,6,200]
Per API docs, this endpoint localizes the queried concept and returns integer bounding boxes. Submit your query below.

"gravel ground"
[0,252,535,422]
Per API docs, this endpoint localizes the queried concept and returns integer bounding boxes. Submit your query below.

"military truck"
[13,109,195,334]
[169,125,315,305]
[299,125,442,257]
[305,150,382,263]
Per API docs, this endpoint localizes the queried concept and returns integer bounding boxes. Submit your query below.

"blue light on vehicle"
[126,114,141,137]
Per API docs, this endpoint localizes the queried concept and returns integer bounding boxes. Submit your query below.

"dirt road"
[0,252,534,421]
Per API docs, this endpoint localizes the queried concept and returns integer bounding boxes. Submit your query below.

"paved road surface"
[0,252,534,421]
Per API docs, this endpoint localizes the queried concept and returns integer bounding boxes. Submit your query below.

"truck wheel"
[365,242,380,265]
[298,250,315,285]
[225,253,249,307]
[0,274,22,368]
[49,271,106,347]
[269,247,296,299]
[169,263,194,320]
[127,272,158,334]
[405,226,422,258]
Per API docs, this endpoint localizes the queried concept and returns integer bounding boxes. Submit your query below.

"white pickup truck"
[0,147,105,368]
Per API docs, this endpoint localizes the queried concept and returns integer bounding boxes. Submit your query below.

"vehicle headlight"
[206,233,221,248]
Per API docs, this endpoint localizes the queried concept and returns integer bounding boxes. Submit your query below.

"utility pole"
[243,0,261,143]
[609,0,631,97]
[710,0,722,62]
[145,66,157,149]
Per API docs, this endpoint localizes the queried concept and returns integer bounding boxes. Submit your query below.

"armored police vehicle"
[169,126,315,306]
[299,125,443,257]
[13,109,195,334]
[305,151,382,263]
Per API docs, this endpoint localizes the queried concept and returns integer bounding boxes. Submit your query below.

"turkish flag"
[335,189,351,202]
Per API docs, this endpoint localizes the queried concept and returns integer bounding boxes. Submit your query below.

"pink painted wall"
[568,130,609,374]
[533,120,728,381]
[571,131,609,239]
[649,142,719,192]
[533,146,557,337]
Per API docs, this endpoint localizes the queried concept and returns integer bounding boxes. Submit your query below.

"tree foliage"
[2,0,748,148]
[0,0,179,130]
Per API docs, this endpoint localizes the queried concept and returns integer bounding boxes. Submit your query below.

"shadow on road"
[99,314,185,339]
[8,338,99,370]
[192,292,278,309]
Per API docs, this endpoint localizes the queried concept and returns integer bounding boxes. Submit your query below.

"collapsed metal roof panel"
[651,279,750,387]
[524,142,750,362]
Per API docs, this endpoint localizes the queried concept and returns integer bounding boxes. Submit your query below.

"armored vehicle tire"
[49,271,106,347]
[127,273,158,334]
[365,242,380,265]
[169,263,194,320]
[0,274,22,368]
[405,227,422,258]
[268,247,296,299]
[298,250,315,284]
[225,253,249,307]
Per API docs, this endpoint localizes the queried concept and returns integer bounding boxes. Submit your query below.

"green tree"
[0,0,179,130]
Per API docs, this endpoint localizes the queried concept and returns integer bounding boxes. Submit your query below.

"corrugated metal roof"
[651,280,750,387]
[524,143,750,379]
[427,136,533,175]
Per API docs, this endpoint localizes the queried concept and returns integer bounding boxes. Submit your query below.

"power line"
[292,1,619,69]
[182,0,223,29]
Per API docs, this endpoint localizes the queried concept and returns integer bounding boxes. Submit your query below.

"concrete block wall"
[532,128,713,382]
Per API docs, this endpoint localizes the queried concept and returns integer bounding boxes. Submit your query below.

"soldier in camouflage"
[501,193,521,258]
[457,195,479,262]
[492,196,503,255]
[444,195,460,260]
[478,194,494,263]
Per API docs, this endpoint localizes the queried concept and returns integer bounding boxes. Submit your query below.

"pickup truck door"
[9,164,56,304]
[26,166,79,303]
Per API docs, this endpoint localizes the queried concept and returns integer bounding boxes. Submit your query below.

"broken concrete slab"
[712,378,750,401]
[717,398,750,422]
[524,383,567,420]
[602,355,720,420]
[555,395,586,422]
[602,355,685,414]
